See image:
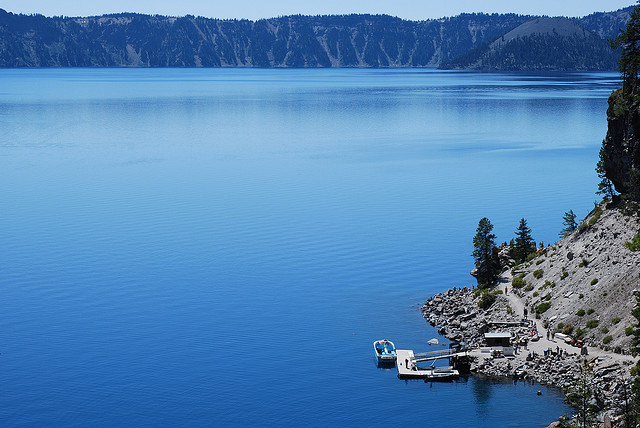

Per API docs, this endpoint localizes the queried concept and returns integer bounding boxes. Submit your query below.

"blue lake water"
[0,68,619,426]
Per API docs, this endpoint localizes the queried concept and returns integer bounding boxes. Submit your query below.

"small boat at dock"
[428,365,459,380]
[373,339,397,363]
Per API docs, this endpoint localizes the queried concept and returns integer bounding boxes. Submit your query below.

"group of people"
[543,346,566,358]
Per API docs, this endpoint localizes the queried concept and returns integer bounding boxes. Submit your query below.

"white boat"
[399,363,459,380]
[373,339,396,363]
[427,366,459,380]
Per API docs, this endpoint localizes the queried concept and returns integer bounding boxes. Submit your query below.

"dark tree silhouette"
[472,217,500,288]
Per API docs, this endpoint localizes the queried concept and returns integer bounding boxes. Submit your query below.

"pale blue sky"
[1,1,636,21]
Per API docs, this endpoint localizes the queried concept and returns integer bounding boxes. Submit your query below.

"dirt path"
[503,287,635,364]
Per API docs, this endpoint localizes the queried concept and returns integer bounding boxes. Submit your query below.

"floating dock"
[396,349,469,380]
[397,350,432,378]
[396,349,465,379]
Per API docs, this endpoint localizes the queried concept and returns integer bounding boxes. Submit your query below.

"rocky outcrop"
[421,286,636,425]
[603,89,640,195]
[421,204,640,424]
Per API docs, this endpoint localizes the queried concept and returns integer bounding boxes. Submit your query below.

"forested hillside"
[0,7,632,69]
[443,17,620,71]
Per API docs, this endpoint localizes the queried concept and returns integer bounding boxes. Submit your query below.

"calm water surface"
[0,68,618,426]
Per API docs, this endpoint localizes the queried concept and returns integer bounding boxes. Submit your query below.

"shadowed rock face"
[603,89,640,195]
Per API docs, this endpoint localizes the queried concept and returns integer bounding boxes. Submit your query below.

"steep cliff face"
[0,8,631,69]
[603,89,640,195]
[0,10,530,68]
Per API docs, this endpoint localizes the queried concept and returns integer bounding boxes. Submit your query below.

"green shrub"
[524,284,534,292]
[587,308,595,315]
[603,335,613,344]
[536,259,544,265]
[625,230,640,252]
[562,324,574,335]
[626,327,634,336]
[550,282,556,288]
[536,302,551,314]
[580,206,603,233]
[613,317,621,325]
[576,309,585,316]
[512,277,526,289]
[590,278,599,285]
[544,293,551,301]
[602,291,608,297]
[557,322,564,330]
[579,293,584,299]
[478,292,497,309]
[602,327,609,334]
[560,270,569,280]
[575,327,587,340]
[533,291,539,297]
[533,269,544,279]
[579,259,589,268]
[586,319,599,329]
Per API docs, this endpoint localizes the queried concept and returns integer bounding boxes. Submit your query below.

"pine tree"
[611,0,640,94]
[472,217,499,288]
[595,142,615,199]
[624,167,640,203]
[630,291,640,426]
[620,378,637,428]
[560,210,578,237]
[513,218,535,264]
[564,363,598,428]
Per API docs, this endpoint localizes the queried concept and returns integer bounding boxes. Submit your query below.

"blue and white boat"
[373,339,396,363]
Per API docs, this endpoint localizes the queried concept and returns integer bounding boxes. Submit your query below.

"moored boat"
[427,366,459,380]
[373,339,396,363]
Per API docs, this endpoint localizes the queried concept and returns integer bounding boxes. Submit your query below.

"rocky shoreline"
[422,286,636,426]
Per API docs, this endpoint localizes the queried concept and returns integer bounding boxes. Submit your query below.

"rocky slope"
[510,204,640,352]
[421,286,636,425]
[0,7,631,69]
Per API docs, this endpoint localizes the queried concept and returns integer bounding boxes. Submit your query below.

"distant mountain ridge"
[0,7,633,69]
[442,17,620,70]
